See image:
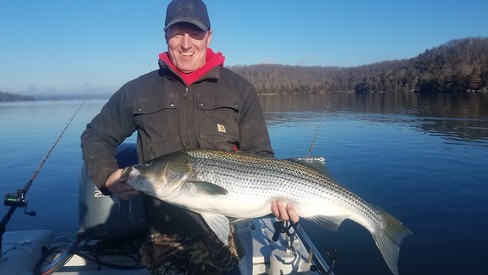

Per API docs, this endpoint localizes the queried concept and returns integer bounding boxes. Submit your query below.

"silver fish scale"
[184,149,382,225]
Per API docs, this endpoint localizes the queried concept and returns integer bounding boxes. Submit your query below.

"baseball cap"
[164,0,211,32]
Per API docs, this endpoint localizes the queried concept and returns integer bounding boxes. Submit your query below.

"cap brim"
[164,17,209,32]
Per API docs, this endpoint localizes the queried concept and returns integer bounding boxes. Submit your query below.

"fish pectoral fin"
[199,212,231,246]
[312,216,347,232]
[185,181,228,195]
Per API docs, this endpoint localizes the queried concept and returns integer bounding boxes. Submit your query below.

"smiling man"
[81,0,296,274]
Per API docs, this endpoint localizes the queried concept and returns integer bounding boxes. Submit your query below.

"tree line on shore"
[0,91,34,102]
[230,37,488,94]
[3,37,487,102]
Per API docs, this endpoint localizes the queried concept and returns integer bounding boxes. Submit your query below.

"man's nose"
[181,33,191,49]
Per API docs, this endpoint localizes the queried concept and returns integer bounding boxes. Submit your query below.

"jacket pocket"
[132,97,180,156]
[133,97,178,114]
[196,95,241,150]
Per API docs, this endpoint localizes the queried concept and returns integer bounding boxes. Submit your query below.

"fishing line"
[0,100,85,257]
[306,100,331,158]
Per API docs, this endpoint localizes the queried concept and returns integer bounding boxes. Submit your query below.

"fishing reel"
[272,220,298,248]
[4,189,36,216]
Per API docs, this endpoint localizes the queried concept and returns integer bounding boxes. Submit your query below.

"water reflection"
[259,92,488,144]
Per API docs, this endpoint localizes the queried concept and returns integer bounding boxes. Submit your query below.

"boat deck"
[1,218,330,274]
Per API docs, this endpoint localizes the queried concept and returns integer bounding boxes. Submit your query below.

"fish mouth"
[120,167,132,182]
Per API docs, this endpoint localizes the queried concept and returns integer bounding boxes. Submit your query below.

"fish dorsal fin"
[185,181,228,195]
[199,212,231,245]
[286,156,331,177]
[310,215,347,232]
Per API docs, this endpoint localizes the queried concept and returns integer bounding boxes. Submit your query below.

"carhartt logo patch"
[217,124,226,133]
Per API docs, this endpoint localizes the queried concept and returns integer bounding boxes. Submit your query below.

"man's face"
[165,23,212,73]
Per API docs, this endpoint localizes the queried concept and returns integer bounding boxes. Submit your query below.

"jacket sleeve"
[237,81,275,158]
[80,86,136,195]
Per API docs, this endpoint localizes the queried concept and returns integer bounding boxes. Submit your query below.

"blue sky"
[1,0,488,95]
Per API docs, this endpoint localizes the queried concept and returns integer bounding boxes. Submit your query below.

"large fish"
[121,149,412,275]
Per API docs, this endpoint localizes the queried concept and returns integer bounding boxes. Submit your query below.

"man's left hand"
[271,200,300,224]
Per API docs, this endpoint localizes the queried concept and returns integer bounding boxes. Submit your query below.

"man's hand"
[105,168,140,199]
[271,200,300,224]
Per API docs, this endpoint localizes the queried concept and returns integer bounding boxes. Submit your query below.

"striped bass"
[121,149,412,275]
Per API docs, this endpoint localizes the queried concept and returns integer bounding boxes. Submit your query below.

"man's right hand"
[105,168,141,199]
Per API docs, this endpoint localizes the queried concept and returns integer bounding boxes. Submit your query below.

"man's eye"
[190,32,204,40]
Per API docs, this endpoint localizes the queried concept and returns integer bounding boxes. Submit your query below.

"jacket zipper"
[180,86,196,149]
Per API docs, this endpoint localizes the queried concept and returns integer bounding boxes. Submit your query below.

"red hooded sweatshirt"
[159,48,225,87]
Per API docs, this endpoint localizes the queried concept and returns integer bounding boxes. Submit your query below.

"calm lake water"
[1,93,487,275]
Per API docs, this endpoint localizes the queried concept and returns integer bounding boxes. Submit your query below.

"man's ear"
[206,30,213,47]
[164,30,170,44]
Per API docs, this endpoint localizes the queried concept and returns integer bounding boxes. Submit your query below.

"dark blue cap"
[164,0,211,31]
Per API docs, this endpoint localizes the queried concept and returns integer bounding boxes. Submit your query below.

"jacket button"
[200,102,204,107]
[137,107,142,111]
[170,103,175,107]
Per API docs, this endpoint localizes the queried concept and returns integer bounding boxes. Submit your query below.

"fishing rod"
[0,100,85,257]
[302,99,339,274]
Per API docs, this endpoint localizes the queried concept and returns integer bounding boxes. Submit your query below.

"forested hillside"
[230,37,488,94]
[0,91,34,102]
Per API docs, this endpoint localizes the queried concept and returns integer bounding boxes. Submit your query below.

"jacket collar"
[158,48,225,87]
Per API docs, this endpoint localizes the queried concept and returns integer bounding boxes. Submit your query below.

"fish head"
[121,152,193,199]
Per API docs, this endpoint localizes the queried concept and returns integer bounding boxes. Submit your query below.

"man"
[81,0,298,273]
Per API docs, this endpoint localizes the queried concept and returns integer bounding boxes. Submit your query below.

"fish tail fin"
[372,210,412,275]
